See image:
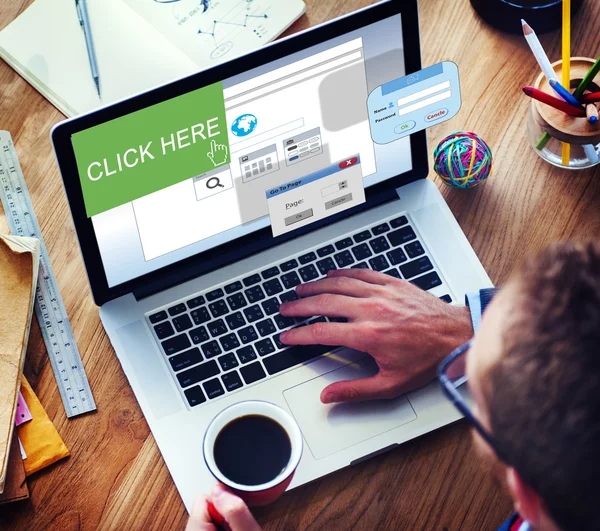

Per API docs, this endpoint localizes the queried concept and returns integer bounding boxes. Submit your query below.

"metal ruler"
[0,131,96,418]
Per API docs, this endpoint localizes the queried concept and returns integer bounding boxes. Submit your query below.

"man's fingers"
[280,294,360,319]
[186,495,216,531]
[295,276,383,299]
[281,321,362,349]
[210,485,262,531]
[320,373,401,404]
[327,268,393,285]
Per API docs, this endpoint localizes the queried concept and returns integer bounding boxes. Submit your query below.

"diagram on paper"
[125,0,303,69]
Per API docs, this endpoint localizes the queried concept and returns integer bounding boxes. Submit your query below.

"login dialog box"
[266,155,366,237]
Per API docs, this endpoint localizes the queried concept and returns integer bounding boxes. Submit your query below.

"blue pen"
[549,79,581,108]
[75,0,101,97]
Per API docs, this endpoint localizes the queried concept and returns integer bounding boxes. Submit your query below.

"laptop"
[51,0,492,511]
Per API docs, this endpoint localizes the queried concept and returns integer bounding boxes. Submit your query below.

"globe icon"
[231,114,258,137]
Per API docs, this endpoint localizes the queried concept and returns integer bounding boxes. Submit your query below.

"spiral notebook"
[0,0,305,117]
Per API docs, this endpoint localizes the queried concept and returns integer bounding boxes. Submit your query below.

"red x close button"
[339,157,358,169]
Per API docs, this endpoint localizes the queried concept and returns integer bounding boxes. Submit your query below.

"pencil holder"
[528,58,600,170]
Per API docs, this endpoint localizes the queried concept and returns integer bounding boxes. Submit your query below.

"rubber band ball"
[433,132,493,189]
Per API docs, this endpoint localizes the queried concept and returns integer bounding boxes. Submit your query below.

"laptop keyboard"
[146,213,453,409]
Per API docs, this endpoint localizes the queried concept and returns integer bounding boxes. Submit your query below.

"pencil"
[573,57,600,100]
[581,92,600,104]
[522,86,586,116]
[521,20,557,83]
[561,0,571,165]
[549,79,582,108]
[586,103,599,123]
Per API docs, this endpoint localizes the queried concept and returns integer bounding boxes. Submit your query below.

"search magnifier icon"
[206,177,225,189]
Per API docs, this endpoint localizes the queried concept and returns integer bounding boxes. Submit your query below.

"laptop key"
[370,236,390,254]
[299,264,319,282]
[298,252,316,265]
[154,321,174,340]
[256,318,277,337]
[149,310,168,324]
[186,296,205,309]
[256,338,276,357]
[400,257,434,279]
[208,319,228,338]
[351,243,372,261]
[225,312,246,330]
[280,291,299,303]
[351,262,369,269]
[280,259,298,272]
[263,279,283,297]
[308,316,327,325]
[384,268,402,279]
[275,314,295,330]
[218,353,239,371]
[201,340,222,359]
[236,345,258,364]
[317,257,336,275]
[368,255,390,272]
[169,347,203,372]
[238,325,259,344]
[440,294,453,303]
[243,274,262,287]
[184,386,206,407]
[262,297,280,315]
[263,344,333,375]
[273,333,285,350]
[387,248,408,266]
[168,303,186,317]
[335,237,354,250]
[388,226,417,247]
[227,292,247,311]
[405,240,425,259]
[372,222,390,235]
[206,288,224,302]
[240,362,267,384]
[334,250,355,268]
[190,326,210,345]
[177,359,220,388]
[317,244,335,257]
[162,334,191,356]
[281,271,301,289]
[411,272,442,291]
[219,333,240,352]
[390,215,408,228]
[328,317,348,323]
[353,230,371,243]
[209,299,228,318]
[244,305,264,322]
[222,371,243,392]
[173,314,193,333]
[224,281,243,294]
[191,307,211,325]
[203,378,225,399]
[245,285,266,303]
[261,266,280,280]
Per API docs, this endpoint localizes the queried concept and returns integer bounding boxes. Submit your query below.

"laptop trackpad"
[283,356,417,460]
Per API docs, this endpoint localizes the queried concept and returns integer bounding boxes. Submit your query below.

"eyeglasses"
[437,340,510,464]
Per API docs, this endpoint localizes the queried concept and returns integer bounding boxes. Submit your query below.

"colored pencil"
[573,57,600,100]
[561,0,571,165]
[581,92,600,104]
[583,144,599,164]
[549,79,581,108]
[522,86,586,116]
[521,20,557,83]
[586,103,599,123]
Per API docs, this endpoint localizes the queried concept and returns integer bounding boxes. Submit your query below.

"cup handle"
[207,501,232,531]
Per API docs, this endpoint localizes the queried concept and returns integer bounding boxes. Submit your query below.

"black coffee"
[213,414,291,486]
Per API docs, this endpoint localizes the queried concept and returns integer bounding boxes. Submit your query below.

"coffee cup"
[203,400,303,507]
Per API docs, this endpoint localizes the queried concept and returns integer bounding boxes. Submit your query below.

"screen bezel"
[51,0,427,306]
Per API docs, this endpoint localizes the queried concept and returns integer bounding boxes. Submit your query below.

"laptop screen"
[72,13,411,288]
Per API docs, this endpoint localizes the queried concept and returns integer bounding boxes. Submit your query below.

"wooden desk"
[1,0,599,528]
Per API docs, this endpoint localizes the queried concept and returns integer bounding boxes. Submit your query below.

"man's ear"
[505,467,542,526]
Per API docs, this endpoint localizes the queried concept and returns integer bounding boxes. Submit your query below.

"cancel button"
[425,108,448,122]
[325,193,353,210]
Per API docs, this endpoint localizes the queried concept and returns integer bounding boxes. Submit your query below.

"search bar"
[193,166,234,201]
[396,80,451,107]
[397,90,452,116]
[225,51,364,109]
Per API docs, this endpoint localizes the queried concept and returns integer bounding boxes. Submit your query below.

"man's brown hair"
[485,241,600,531]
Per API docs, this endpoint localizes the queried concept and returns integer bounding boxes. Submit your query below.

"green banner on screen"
[72,82,230,218]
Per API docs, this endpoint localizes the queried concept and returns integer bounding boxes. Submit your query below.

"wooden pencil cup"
[528,58,600,169]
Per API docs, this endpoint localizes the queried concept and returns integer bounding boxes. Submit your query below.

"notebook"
[0,235,40,494]
[0,0,306,117]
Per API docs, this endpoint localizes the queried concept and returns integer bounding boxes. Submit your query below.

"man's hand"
[207,140,229,167]
[279,269,473,404]
[186,484,262,531]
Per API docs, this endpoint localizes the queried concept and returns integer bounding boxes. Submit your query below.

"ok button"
[394,121,416,134]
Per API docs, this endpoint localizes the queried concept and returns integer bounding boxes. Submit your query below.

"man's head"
[467,241,600,531]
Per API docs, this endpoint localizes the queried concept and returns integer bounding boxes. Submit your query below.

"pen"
[75,0,101,98]
[549,79,581,108]
[522,86,586,117]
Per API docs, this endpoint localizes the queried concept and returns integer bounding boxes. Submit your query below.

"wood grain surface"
[1,0,600,529]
